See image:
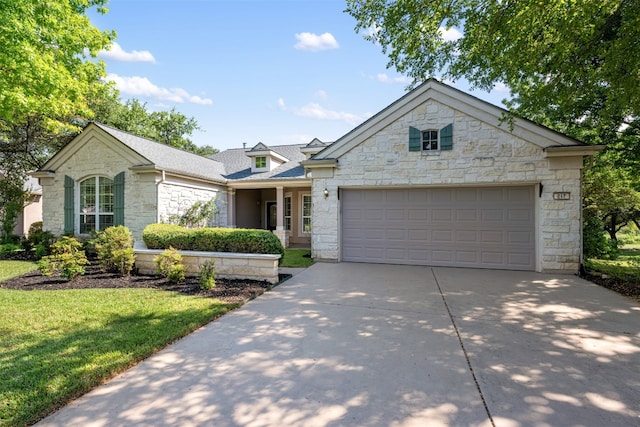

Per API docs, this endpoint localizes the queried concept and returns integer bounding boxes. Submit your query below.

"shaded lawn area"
[0,287,236,427]
[585,248,640,301]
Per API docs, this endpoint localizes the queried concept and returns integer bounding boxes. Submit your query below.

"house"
[0,173,43,237]
[33,79,601,273]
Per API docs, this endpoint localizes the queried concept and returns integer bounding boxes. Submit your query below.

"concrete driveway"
[38,263,640,427]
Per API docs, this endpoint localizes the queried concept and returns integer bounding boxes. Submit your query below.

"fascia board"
[228,178,311,189]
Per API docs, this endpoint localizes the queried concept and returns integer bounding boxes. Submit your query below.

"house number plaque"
[553,192,571,200]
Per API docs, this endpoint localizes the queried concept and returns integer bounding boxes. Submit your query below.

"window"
[79,176,114,233]
[422,130,439,151]
[301,194,312,233]
[255,156,267,169]
[284,195,292,231]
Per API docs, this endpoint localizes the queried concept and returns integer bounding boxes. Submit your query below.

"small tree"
[38,236,89,281]
[0,173,28,243]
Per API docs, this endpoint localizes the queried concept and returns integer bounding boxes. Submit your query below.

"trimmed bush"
[142,224,284,257]
[93,226,135,276]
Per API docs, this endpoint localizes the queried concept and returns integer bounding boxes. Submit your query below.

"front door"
[266,202,277,231]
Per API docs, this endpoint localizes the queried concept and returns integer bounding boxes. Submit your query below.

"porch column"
[276,186,284,231]
[227,189,236,228]
[273,186,288,248]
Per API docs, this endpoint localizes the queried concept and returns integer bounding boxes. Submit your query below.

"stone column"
[227,189,236,228]
[273,186,288,247]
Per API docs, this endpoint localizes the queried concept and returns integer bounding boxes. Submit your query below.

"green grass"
[0,288,236,426]
[0,261,38,281]
[281,249,313,268]
[586,247,640,284]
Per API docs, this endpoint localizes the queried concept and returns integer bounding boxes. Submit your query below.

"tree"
[0,0,115,131]
[346,0,639,127]
[91,98,218,157]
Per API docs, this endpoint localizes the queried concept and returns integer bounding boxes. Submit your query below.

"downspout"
[156,170,166,223]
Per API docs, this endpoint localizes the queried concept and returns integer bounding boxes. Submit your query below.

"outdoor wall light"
[323,188,329,198]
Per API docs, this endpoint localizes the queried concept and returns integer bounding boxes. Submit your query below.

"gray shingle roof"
[94,123,227,182]
[211,144,308,181]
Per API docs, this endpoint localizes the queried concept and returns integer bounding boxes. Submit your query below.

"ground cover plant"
[0,260,278,426]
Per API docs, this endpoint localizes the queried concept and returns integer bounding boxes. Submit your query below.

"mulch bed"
[580,269,640,302]
[0,261,289,305]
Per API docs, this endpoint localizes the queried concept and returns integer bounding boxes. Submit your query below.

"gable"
[313,79,587,161]
[39,124,151,172]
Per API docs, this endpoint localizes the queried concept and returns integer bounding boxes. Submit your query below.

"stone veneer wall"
[311,99,583,273]
[157,179,228,228]
[134,246,281,284]
[38,136,157,240]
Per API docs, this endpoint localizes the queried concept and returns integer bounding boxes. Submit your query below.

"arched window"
[79,176,114,233]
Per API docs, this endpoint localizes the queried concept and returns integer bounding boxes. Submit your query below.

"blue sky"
[89,0,509,152]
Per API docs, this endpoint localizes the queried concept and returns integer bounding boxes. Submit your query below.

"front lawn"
[281,248,313,268]
[0,261,38,281]
[0,288,234,426]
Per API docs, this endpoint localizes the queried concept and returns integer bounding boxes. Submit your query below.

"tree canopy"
[346,0,639,124]
[0,0,115,130]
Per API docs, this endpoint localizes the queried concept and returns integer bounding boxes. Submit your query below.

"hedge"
[142,224,284,256]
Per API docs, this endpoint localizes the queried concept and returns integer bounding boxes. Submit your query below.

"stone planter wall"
[134,244,281,284]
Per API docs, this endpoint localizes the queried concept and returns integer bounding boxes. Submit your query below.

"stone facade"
[157,178,227,229]
[311,98,584,273]
[37,134,226,242]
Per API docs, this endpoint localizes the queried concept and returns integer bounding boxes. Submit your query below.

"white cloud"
[277,98,286,109]
[106,73,213,105]
[294,32,339,51]
[376,73,411,84]
[99,42,156,63]
[493,82,510,93]
[294,103,369,125]
[439,27,463,42]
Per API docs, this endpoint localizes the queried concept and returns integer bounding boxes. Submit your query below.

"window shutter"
[440,123,453,150]
[114,172,125,226]
[64,175,74,234]
[409,126,421,151]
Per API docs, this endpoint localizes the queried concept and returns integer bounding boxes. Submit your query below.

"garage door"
[341,187,535,270]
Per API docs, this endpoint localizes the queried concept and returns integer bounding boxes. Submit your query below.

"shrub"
[154,247,185,284]
[142,224,284,257]
[25,222,55,259]
[198,259,216,290]
[0,243,21,259]
[38,236,89,281]
[93,226,135,276]
[583,210,619,259]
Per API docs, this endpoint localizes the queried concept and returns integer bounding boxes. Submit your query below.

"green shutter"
[409,126,421,152]
[64,175,74,234]
[114,172,125,226]
[440,123,453,150]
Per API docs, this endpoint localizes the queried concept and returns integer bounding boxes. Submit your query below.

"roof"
[93,123,227,182]
[211,144,308,181]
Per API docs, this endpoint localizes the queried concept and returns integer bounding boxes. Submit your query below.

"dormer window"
[255,156,267,169]
[246,142,290,173]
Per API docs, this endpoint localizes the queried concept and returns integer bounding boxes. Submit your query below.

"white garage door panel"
[341,187,535,270]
